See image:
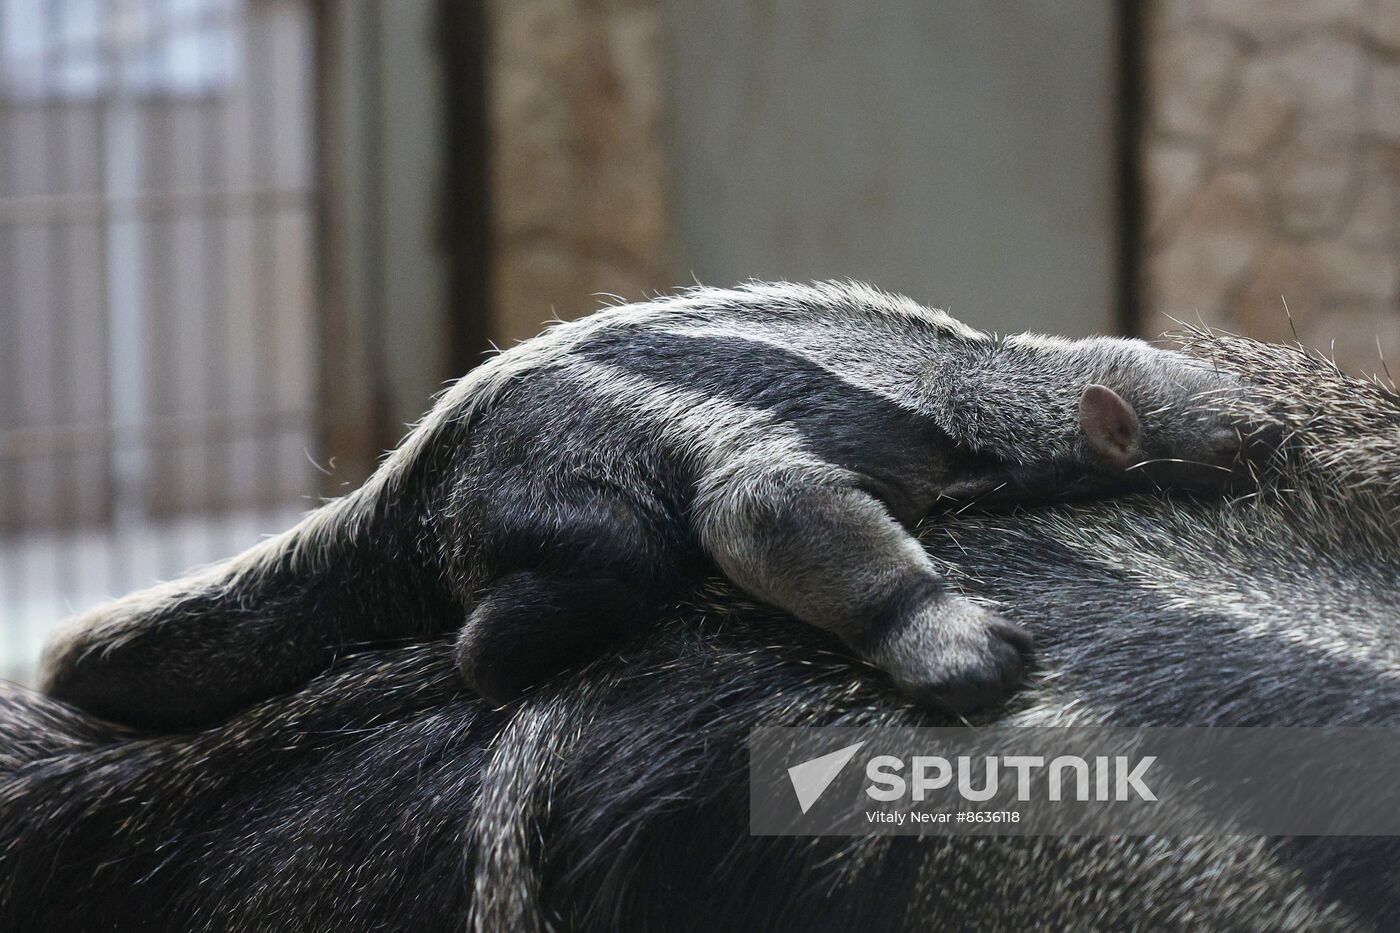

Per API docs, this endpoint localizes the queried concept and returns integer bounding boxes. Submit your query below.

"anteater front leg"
[698,468,1031,713]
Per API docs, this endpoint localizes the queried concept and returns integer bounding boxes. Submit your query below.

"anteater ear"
[1079,384,1142,470]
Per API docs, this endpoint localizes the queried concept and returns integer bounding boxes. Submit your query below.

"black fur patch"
[577,330,966,521]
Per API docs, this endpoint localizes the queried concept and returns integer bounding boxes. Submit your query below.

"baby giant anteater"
[39,282,1257,727]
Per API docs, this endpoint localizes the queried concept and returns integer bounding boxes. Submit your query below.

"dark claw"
[897,622,1031,715]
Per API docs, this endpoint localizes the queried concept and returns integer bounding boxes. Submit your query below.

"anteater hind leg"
[456,571,662,703]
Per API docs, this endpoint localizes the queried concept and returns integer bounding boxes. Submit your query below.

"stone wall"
[487,0,671,345]
[1143,0,1400,375]
[485,1,1400,368]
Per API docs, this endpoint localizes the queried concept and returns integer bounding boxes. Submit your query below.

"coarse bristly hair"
[37,280,1253,729]
[3,327,1399,932]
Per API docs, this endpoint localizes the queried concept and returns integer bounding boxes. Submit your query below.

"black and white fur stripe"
[38,281,1254,728]
[0,332,1392,931]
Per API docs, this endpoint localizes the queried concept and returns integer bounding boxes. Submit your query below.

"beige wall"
[483,0,1400,371]
[661,1,1118,338]
[1143,0,1400,375]
[486,1,1118,342]
[487,0,672,346]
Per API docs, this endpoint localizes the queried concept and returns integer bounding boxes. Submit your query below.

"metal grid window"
[0,0,319,681]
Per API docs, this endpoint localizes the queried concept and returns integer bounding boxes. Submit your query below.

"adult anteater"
[1,332,1397,932]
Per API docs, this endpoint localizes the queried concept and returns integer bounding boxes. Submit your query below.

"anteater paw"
[867,596,1032,715]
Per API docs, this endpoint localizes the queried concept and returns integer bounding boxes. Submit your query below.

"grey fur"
[38,282,1257,727]
[0,331,1395,930]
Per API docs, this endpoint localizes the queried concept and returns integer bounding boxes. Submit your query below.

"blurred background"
[1,0,1396,681]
